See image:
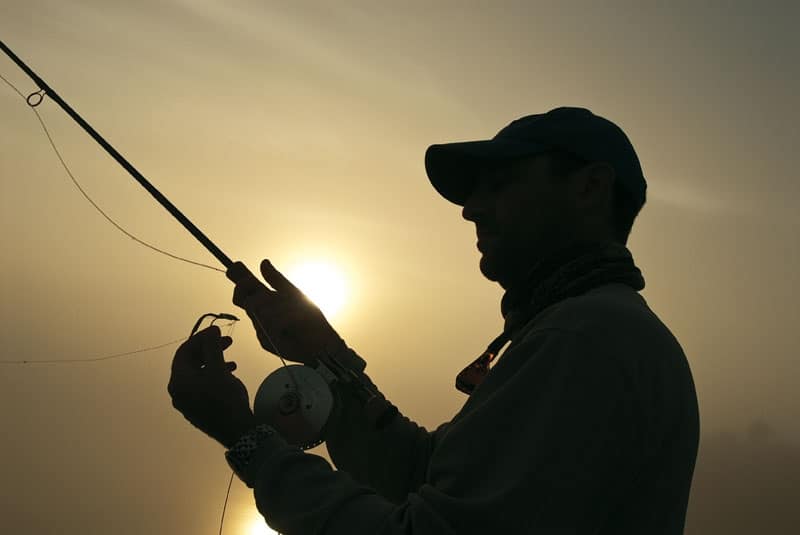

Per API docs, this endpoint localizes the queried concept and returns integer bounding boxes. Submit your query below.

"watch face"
[253,365,333,450]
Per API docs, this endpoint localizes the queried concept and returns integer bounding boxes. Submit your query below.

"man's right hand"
[227,259,346,366]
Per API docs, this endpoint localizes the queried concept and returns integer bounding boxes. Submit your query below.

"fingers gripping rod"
[0,39,233,269]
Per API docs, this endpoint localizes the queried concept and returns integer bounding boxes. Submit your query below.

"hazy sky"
[1,1,798,534]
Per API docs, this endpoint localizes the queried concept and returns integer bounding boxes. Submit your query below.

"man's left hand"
[168,325,256,448]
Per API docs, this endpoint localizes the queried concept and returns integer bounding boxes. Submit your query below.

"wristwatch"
[225,423,281,488]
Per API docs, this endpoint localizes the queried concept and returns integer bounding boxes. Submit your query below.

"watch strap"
[225,423,281,488]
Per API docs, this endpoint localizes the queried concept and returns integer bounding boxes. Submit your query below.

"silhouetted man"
[168,107,700,534]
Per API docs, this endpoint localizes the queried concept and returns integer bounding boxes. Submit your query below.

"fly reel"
[253,365,334,450]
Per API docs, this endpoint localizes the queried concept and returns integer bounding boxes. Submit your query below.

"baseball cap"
[425,107,647,207]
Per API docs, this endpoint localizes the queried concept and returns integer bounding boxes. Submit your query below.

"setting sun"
[247,515,278,535]
[286,260,349,320]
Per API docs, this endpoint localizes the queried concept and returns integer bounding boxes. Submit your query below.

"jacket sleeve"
[246,327,644,534]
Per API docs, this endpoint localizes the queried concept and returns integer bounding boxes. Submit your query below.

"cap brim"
[425,139,549,205]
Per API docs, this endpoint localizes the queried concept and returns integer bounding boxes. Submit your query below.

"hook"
[189,312,240,337]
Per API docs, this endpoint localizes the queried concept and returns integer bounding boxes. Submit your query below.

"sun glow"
[286,260,349,320]
[247,515,278,535]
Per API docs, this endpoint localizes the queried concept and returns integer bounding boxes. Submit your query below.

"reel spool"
[253,365,334,450]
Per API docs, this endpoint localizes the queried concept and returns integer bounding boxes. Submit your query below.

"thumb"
[260,259,298,294]
[226,261,254,285]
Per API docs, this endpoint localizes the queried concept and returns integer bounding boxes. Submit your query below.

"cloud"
[167,1,474,118]
[649,178,753,216]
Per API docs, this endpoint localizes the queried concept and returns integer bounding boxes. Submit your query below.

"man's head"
[425,107,647,289]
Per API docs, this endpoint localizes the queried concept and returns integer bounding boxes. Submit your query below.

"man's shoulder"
[515,283,685,362]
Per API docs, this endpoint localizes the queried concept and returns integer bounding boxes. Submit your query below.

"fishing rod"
[0,39,397,442]
[0,39,233,269]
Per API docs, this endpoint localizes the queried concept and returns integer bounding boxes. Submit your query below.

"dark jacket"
[247,282,700,534]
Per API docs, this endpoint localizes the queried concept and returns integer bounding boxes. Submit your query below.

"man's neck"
[498,238,616,306]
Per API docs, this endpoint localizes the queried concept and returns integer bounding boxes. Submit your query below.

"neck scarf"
[455,240,646,395]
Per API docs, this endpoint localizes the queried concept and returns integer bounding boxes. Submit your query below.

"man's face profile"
[461,154,585,288]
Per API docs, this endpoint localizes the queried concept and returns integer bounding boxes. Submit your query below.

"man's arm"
[323,364,448,503]
[226,259,445,498]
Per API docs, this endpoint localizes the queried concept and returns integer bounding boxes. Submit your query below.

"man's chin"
[478,255,503,283]
[478,250,525,289]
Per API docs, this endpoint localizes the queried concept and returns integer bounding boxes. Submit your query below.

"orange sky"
[1,2,798,534]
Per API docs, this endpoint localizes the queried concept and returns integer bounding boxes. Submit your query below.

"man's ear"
[574,161,615,210]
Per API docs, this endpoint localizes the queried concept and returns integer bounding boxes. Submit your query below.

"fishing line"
[0,311,245,531]
[0,41,234,268]
[2,43,302,535]
[0,320,237,364]
[0,72,224,273]
[0,71,25,98]
[1,46,303,401]
[217,471,281,535]
[0,43,301,389]
[0,336,186,365]
[0,59,298,389]
[219,471,235,535]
